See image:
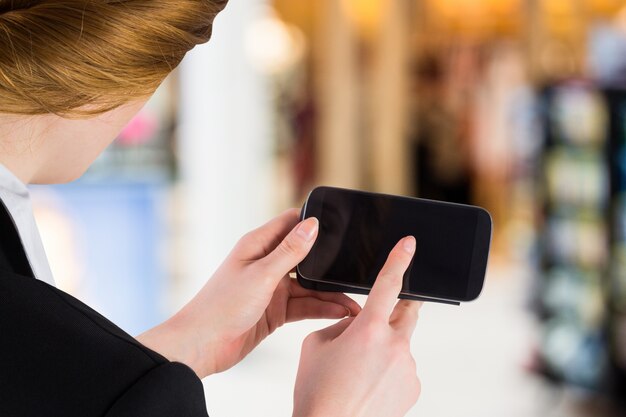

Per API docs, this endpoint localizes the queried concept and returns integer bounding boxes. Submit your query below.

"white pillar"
[176,1,273,305]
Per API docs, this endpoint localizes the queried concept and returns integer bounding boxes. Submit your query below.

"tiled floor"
[200,266,613,417]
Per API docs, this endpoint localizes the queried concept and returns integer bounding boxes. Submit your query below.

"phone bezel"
[296,186,492,304]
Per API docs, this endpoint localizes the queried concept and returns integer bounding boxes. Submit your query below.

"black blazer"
[0,198,209,417]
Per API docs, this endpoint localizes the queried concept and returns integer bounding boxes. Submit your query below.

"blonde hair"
[0,0,227,116]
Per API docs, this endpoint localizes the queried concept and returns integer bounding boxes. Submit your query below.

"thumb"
[257,216,319,286]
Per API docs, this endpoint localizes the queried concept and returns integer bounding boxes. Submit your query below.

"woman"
[0,1,422,416]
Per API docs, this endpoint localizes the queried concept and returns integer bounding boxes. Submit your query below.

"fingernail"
[296,217,319,242]
[403,236,416,254]
[344,306,351,317]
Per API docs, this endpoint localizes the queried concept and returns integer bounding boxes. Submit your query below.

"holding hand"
[293,237,422,417]
[138,209,361,378]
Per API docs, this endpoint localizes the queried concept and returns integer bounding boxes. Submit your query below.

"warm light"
[541,0,575,16]
[341,0,385,38]
[541,0,584,37]
[426,0,523,37]
[585,0,626,17]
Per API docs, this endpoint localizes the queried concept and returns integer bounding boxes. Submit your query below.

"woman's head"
[0,0,227,116]
[0,0,227,183]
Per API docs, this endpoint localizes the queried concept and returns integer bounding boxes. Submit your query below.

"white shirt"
[0,163,55,286]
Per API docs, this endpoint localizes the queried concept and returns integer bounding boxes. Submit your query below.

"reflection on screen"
[307,188,478,300]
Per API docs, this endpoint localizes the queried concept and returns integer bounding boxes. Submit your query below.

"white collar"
[0,163,55,286]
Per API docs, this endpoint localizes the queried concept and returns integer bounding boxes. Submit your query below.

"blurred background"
[29,0,626,416]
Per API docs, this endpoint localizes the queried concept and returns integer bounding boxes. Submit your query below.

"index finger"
[362,236,416,320]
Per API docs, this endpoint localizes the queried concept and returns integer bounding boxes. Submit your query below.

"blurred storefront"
[264,0,626,413]
[31,1,626,416]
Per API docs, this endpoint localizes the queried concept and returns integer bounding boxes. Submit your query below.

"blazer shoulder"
[0,270,207,417]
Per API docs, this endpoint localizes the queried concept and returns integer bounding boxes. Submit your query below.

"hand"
[293,236,422,417]
[137,209,361,378]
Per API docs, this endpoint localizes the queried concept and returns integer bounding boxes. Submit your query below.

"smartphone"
[296,186,492,305]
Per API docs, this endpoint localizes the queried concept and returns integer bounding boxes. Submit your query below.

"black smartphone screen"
[297,187,491,302]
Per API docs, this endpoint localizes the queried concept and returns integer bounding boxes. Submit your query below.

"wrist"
[136,311,216,378]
